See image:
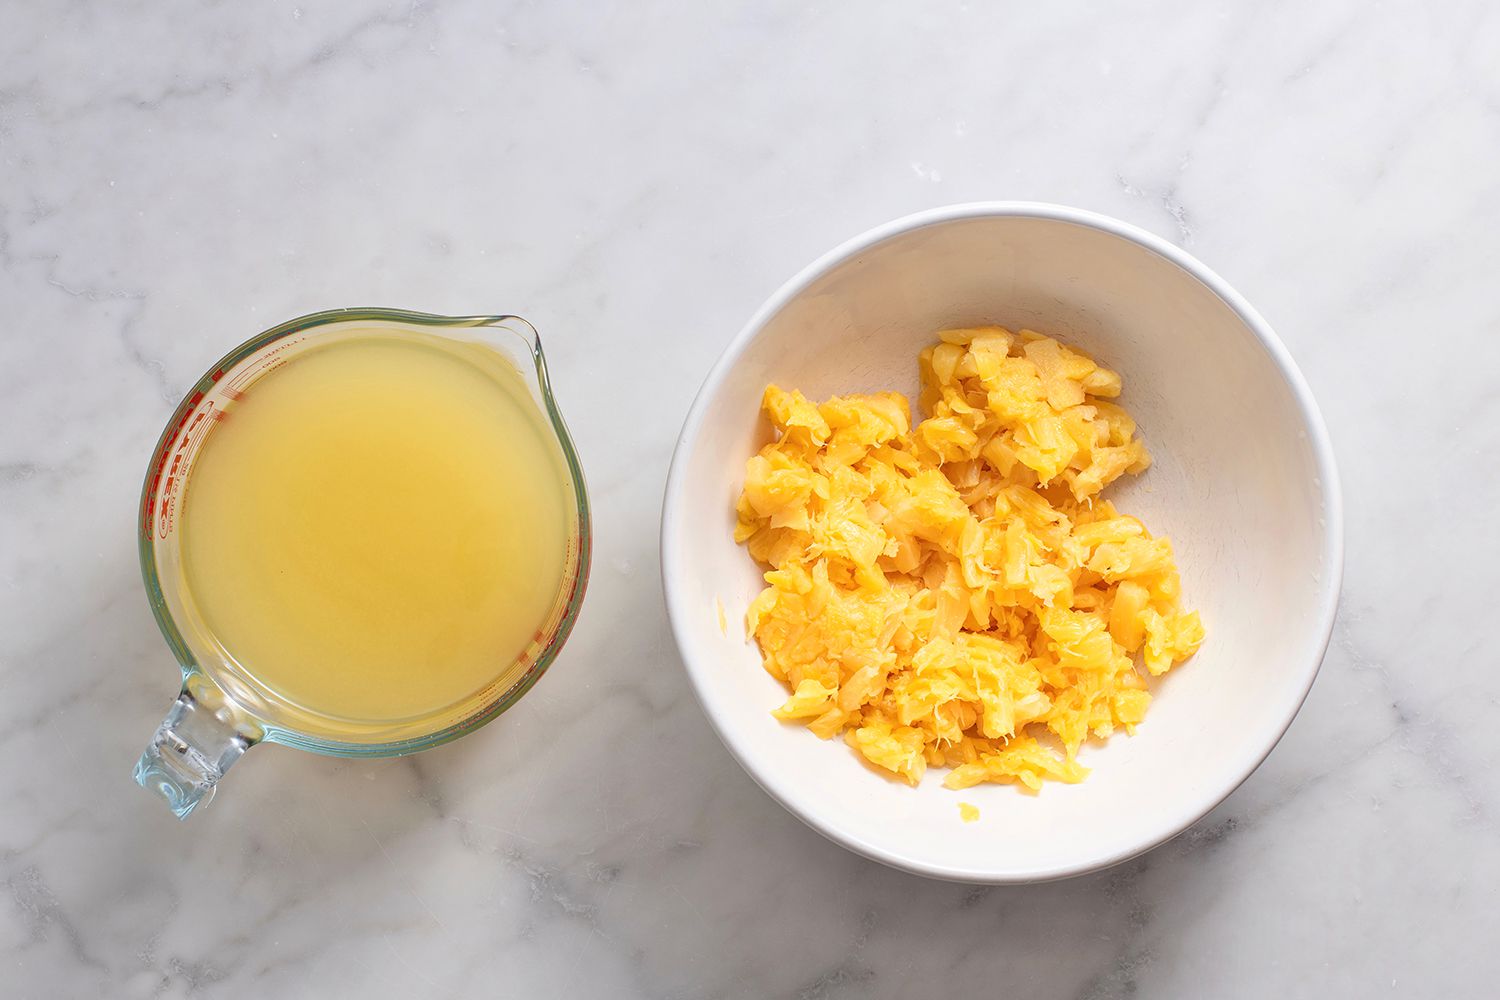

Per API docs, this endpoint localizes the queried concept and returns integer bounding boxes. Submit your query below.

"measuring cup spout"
[134,686,260,818]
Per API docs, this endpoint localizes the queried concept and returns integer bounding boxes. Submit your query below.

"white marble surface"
[1,1,1497,996]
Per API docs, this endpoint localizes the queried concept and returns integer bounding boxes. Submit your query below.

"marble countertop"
[3,2,1496,997]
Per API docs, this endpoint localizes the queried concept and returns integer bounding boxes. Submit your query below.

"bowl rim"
[660,201,1344,883]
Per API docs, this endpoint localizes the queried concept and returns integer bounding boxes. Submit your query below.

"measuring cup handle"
[134,687,258,819]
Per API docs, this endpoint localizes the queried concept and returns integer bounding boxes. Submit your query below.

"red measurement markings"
[224,335,304,393]
[142,340,307,537]
[143,390,204,536]
[154,399,219,539]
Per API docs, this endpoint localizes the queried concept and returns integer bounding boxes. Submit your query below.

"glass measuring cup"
[134,308,591,818]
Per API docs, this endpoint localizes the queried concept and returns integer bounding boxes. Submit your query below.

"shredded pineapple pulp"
[735,327,1204,792]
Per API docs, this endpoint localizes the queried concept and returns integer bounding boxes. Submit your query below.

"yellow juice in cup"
[135,310,589,819]
[179,331,571,723]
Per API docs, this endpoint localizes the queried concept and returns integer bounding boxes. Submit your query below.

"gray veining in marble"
[2,1,1497,997]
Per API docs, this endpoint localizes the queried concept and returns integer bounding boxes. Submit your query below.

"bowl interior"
[664,211,1338,881]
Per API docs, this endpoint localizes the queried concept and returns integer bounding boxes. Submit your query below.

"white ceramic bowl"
[662,203,1342,883]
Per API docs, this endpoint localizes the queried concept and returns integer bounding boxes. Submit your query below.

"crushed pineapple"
[735,327,1204,792]
[958,802,980,823]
